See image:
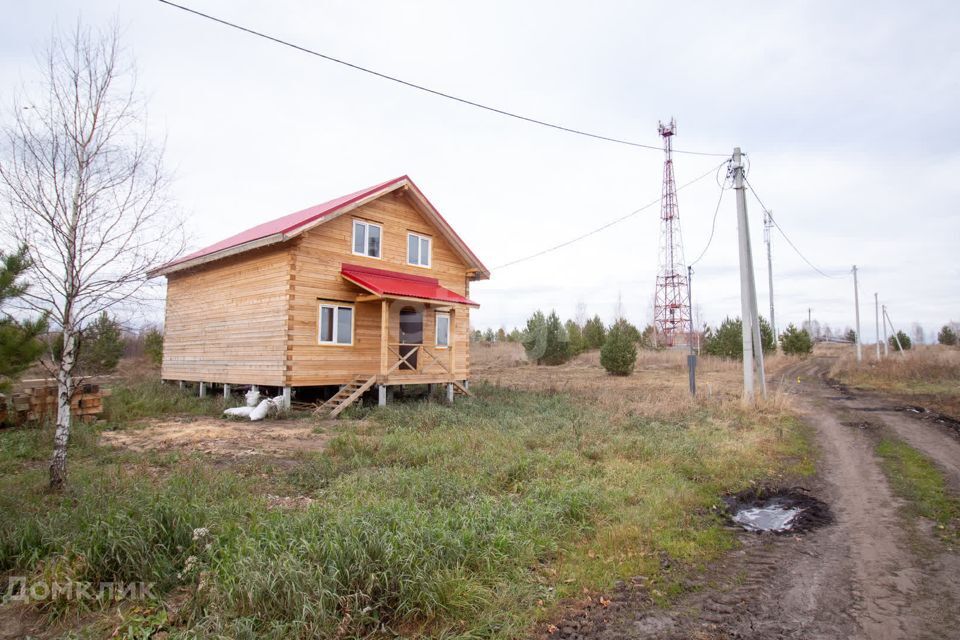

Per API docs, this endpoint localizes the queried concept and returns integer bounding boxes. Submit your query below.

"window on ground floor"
[319,303,354,345]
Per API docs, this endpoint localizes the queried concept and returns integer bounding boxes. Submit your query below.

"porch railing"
[385,343,452,377]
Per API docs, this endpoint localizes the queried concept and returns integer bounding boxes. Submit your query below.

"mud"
[724,487,832,534]
[541,356,960,639]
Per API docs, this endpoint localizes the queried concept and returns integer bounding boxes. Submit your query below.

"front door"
[399,307,423,370]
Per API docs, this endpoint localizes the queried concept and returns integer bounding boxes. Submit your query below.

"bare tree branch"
[0,21,185,489]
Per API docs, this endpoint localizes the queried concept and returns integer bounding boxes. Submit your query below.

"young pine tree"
[780,323,813,355]
[889,330,912,351]
[582,315,606,349]
[564,319,585,356]
[937,325,957,346]
[0,246,48,392]
[600,320,637,375]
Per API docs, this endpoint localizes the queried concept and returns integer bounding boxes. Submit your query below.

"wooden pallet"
[315,375,377,418]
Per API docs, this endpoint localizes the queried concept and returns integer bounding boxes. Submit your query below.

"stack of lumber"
[0,379,111,425]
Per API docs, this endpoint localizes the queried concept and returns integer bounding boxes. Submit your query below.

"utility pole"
[874,292,881,361]
[687,265,696,396]
[763,209,776,338]
[733,147,767,401]
[808,308,812,335]
[852,265,862,362]
[881,304,889,357]
[884,307,905,354]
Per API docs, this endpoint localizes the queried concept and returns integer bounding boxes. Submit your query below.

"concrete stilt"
[378,385,387,407]
[199,382,207,398]
[464,380,470,390]
[178,380,184,390]
[282,386,291,410]
[446,383,454,403]
[223,384,231,399]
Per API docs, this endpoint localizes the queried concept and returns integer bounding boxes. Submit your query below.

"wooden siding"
[161,246,289,385]
[285,189,471,386]
[161,188,474,388]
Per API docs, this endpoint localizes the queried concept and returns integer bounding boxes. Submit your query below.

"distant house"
[148,176,489,415]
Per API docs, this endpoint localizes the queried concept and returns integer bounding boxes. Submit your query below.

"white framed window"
[435,312,451,348]
[352,219,382,258]
[407,232,432,267]
[318,303,354,345]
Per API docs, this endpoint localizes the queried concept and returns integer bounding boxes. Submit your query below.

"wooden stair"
[316,375,377,418]
[451,381,472,397]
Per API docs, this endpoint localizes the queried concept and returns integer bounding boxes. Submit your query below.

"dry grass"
[829,345,960,413]
[473,342,797,420]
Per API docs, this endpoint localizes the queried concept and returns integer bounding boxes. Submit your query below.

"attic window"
[407,232,431,268]
[352,220,382,258]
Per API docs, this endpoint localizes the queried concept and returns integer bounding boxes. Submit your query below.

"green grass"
[0,382,811,638]
[875,438,960,541]
[102,379,226,425]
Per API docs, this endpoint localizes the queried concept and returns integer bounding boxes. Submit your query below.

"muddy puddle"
[724,488,832,534]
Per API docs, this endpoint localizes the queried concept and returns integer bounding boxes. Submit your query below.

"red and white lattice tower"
[653,118,691,347]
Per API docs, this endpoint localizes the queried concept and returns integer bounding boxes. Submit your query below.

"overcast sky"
[3,1,958,342]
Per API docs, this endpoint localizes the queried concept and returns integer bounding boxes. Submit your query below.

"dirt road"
[548,356,960,640]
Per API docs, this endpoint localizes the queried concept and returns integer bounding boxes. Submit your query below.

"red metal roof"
[158,176,406,272]
[150,176,489,278]
[341,264,478,307]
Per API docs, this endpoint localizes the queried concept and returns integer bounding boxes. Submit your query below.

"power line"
[744,177,838,279]
[493,160,727,270]
[688,179,728,268]
[155,0,728,157]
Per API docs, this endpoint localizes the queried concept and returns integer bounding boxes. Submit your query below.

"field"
[829,344,960,416]
[0,351,811,639]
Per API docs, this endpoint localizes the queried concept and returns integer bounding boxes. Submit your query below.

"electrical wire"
[688,179,728,268]
[493,160,728,270]
[744,177,838,279]
[155,0,729,157]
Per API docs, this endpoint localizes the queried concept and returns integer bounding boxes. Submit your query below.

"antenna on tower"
[653,118,691,347]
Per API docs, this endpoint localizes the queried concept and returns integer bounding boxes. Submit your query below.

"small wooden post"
[449,307,457,378]
[223,384,231,399]
[378,385,387,406]
[199,382,207,398]
[380,299,389,375]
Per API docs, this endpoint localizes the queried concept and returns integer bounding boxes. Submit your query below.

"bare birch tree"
[0,23,183,489]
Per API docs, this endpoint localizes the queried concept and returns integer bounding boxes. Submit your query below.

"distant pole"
[874,292,881,361]
[764,209,776,338]
[852,265,862,362]
[881,304,889,356]
[884,307,905,354]
[687,265,697,396]
[733,147,766,401]
[808,308,812,337]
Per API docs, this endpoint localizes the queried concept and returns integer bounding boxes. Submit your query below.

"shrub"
[600,323,637,375]
[845,329,857,343]
[780,323,813,355]
[703,317,775,359]
[890,330,912,351]
[582,315,606,349]
[938,325,958,346]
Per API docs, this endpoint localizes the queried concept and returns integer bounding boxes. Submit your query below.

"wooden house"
[148,176,489,415]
